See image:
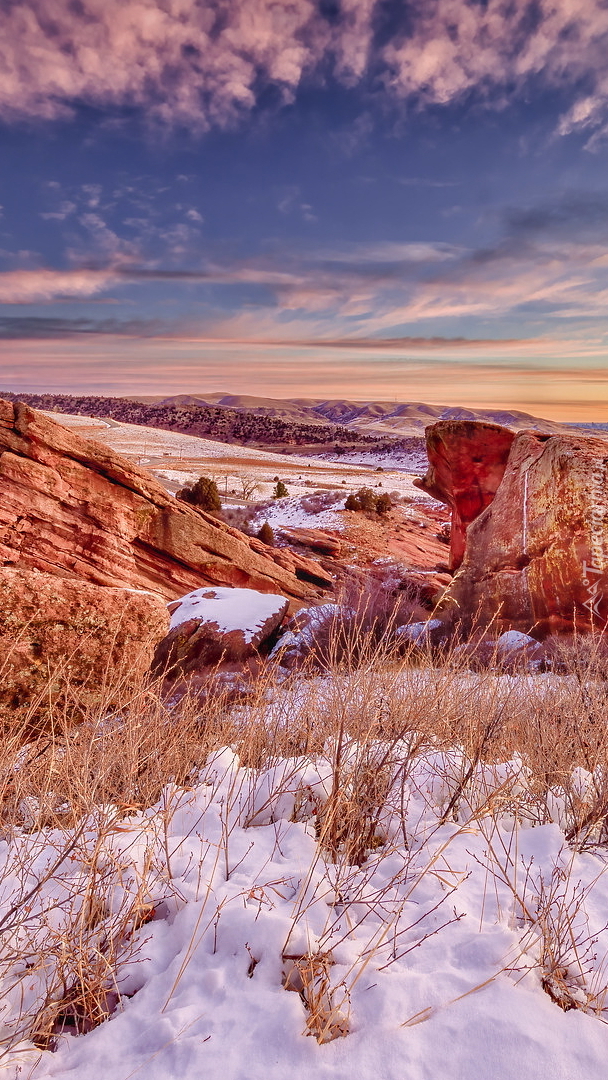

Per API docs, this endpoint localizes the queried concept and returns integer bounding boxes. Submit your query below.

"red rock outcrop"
[0,567,169,723]
[0,399,331,603]
[413,421,516,568]
[436,427,608,635]
[278,528,344,558]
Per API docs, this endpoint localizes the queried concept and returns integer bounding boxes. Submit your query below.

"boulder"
[153,586,289,682]
[438,427,608,635]
[0,568,169,725]
[395,618,446,649]
[278,528,344,558]
[0,399,330,603]
[268,603,352,670]
[413,421,516,569]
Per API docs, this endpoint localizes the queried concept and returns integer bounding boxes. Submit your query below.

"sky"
[3,1,608,418]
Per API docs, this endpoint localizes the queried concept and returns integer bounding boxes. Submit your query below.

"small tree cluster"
[176,475,222,514]
[345,487,392,515]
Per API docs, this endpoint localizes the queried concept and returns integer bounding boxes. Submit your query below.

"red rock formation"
[0,399,331,603]
[438,428,608,635]
[0,567,168,723]
[277,528,344,558]
[413,421,516,568]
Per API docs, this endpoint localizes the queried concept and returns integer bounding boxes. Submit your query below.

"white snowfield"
[4,697,608,1079]
[169,587,288,638]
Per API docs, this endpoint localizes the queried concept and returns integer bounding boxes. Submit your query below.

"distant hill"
[156,393,571,436]
[0,391,572,456]
[0,392,401,451]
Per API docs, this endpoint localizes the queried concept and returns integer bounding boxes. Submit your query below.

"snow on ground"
[169,587,287,637]
[321,447,428,472]
[43,413,352,469]
[251,495,347,532]
[153,468,203,485]
[5,721,608,1080]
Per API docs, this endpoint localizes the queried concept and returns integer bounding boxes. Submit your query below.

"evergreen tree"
[257,521,275,545]
[177,476,222,514]
[273,480,288,498]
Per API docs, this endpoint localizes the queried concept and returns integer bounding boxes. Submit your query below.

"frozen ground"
[251,495,347,532]
[4,711,608,1080]
[319,447,428,472]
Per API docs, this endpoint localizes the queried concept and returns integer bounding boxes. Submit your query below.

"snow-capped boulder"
[395,618,445,648]
[153,586,289,681]
[496,630,537,655]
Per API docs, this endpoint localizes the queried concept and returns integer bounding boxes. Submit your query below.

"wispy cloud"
[5,190,608,339]
[0,268,118,303]
[1,1,608,138]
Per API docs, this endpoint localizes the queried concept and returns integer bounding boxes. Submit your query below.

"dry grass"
[2,624,608,1059]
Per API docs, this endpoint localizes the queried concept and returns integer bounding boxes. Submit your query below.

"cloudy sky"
[3,0,608,417]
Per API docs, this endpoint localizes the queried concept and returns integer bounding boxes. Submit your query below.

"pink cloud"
[0,0,335,129]
[0,268,118,303]
[0,1,607,134]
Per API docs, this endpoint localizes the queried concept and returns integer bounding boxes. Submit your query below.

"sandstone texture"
[0,399,330,603]
[413,421,516,569]
[0,568,169,722]
[432,425,608,635]
[153,586,289,681]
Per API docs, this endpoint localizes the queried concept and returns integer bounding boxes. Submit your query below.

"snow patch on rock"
[168,586,288,642]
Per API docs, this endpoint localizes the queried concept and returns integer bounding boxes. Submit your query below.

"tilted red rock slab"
[0,399,331,602]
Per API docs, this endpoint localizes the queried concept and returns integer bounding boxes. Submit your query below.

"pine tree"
[257,521,275,545]
[273,480,288,498]
[177,476,222,514]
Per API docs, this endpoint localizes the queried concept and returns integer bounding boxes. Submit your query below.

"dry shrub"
[276,571,428,675]
[220,505,259,533]
[283,952,349,1043]
[299,490,344,515]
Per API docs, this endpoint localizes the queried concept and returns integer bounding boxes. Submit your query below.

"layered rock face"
[424,422,608,635]
[413,421,516,569]
[0,568,169,723]
[0,399,331,603]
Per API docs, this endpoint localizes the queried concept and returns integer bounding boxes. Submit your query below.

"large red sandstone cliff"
[417,420,608,635]
[0,399,331,603]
